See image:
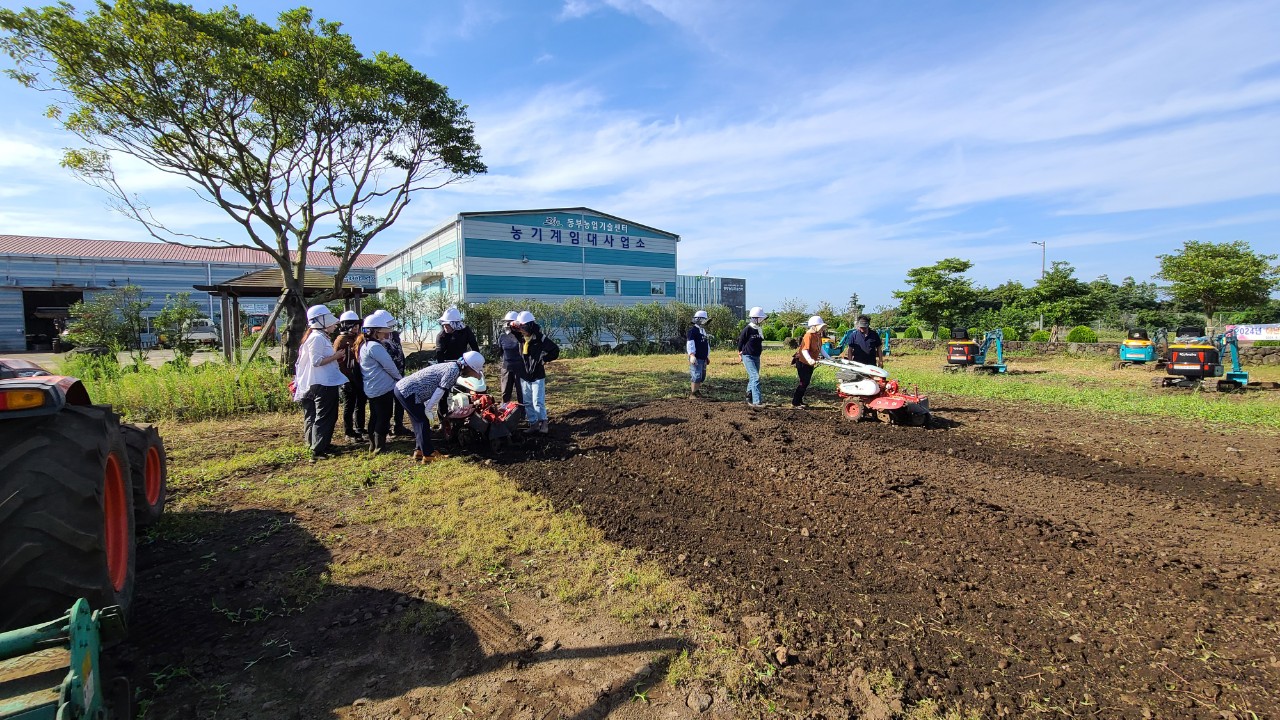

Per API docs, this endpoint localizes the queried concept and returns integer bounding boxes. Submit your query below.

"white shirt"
[293,330,348,400]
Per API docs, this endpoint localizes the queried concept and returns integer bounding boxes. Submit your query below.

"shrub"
[901,326,923,339]
[936,326,950,341]
[791,326,806,339]
[1001,326,1022,341]
[1253,340,1280,347]
[1065,325,1098,343]
[1029,329,1051,342]
[967,327,979,339]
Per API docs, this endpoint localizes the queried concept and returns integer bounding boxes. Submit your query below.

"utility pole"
[1030,241,1046,331]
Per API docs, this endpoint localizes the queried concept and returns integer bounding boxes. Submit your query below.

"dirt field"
[501,396,1280,718]
[116,380,1280,719]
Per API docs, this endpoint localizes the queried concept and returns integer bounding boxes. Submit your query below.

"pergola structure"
[194,267,378,361]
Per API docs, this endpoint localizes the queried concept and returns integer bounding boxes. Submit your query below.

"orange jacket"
[796,329,824,365]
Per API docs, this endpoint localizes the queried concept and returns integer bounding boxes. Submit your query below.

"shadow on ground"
[119,508,689,719]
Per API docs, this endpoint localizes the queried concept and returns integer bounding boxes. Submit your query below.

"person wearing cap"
[843,314,884,367]
[496,310,524,404]
[512,310,549,434]
[687,310,711,398]
[791,315,831,408]
[358,311,402,453]
[333,310,367,442]
[393,351,486,463]
[294,305,349,460]
[737,307,767,406]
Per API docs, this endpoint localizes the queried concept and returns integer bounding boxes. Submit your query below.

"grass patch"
[73,359,293,421]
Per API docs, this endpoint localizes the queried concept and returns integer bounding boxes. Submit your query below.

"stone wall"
[888,338,1277,366]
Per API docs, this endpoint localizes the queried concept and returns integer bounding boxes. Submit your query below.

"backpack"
[540,336,560,362]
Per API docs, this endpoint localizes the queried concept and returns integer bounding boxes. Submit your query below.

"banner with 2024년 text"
[1227,323,1280,345]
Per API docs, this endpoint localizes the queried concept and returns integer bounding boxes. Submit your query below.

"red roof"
[0,235,384,269]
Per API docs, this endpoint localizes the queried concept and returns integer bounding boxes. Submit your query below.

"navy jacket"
[737,324,763,356]
[497,331,522,369]
[436,325,479,362]
[687,325,710,361]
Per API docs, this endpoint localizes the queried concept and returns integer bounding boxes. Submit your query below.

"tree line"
[861,240,1278,339]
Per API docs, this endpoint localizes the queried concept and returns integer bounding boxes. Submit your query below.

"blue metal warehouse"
[0,235,381,352]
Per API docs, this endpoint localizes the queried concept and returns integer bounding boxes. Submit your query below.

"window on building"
[604,279,621,295]
[650,281,666,296]
[447,277,454,294]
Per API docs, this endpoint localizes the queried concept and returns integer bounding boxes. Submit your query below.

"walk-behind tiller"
[442,375,523,452]
[818,358,931,426]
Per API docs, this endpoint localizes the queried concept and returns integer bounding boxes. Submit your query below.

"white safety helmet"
[362,313,390,330]
[439,306,463,323]
[339,310,360,323]
[502,311,518,323]
[370,309,398,329]
[749,306,766,320]
[516,310,535,324]
[460,350,485,375]
[807,315,826,329]
[306,304,338,329]
[693,310,708,324]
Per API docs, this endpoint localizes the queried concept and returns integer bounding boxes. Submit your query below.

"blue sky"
[1,0,1278,311]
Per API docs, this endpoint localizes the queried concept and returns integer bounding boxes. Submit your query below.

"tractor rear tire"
[120,423,167,527]
[0,405,137,631]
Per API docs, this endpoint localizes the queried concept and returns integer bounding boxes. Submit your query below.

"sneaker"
[537,420,549,434]
[792,403,808,409]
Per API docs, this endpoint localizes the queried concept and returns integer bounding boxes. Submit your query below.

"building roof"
[0,235,384,268]
[193,267,376,298]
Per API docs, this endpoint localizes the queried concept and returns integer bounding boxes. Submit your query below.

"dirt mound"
[501,399,1280,718]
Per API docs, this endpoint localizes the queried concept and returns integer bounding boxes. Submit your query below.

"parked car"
[159,318,220,349]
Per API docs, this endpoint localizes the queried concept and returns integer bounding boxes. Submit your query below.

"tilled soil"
[502,396,1280,718]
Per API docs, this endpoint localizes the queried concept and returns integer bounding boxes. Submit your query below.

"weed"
[631,683,650,704]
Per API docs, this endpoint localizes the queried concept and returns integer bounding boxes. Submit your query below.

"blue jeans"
[690,359,707,384]
[741,354,761,404]
[520,378,547,423]
[392,386,433,455]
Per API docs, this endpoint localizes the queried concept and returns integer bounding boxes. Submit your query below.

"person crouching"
[393,351,486,464]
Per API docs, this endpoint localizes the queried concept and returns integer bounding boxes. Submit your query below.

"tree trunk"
[281,290,309,371]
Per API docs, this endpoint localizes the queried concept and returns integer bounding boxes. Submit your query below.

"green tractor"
[0,358,168,719]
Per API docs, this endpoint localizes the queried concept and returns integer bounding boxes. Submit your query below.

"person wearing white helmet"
[359,312,403,453]
[393,350,486,464]
[496,310,523,404]
[294,304,349,460]
[435,306,479,362]
[433,306,479,420]
[333,309,367,442]
[687,310,711,398]
[791,315,831,408]
[738,307,767,406]
[370,311,410,437]
[512,311,549,434]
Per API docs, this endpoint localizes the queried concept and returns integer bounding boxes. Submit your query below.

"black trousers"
[341,376,367,436]
[793,363,815,406]
[300,384,340,455]
[366,392,394,451]
[393,399,407,432]
[500,365,523,404]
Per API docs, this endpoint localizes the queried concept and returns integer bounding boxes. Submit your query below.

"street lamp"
[1030,241,1046,330]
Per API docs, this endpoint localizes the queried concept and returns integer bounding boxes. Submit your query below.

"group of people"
[731,307,883,409]
[292,305,551,464]
[296,303,882,462]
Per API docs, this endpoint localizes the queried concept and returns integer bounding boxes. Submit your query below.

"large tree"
[1028,261,1097,329]
[892,257,977,335]
[1156,240,1279,325]
[0,1,485,364]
